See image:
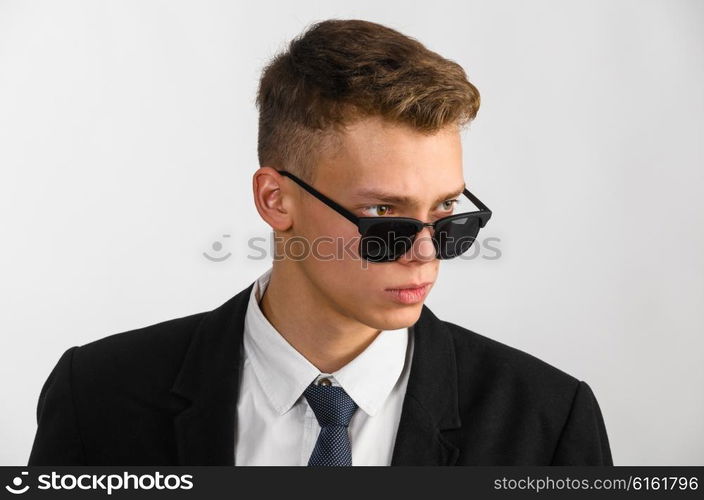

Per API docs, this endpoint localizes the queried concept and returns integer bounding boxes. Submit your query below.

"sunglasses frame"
[276,169,492,261]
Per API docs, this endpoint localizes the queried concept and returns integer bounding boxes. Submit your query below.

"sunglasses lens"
[434,215,481,259]
[360,220,419,262]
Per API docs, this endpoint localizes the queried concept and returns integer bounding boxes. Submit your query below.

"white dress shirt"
[234,267,414,465]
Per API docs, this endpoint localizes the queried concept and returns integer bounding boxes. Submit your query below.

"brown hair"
[255,19,481,182]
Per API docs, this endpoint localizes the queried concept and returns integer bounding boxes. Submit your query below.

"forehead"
[319,116,464,196]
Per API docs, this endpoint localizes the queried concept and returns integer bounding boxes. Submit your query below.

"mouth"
[384,282,432,305]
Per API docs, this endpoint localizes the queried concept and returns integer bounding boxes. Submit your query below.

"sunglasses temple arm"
[277,170,360,225]
[463,188,492,227]
[463,188,492,212]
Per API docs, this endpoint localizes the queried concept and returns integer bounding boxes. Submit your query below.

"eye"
[362,204,393,217]
[438,199,459,212]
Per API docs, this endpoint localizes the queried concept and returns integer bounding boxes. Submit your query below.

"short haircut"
[255,19,481,182]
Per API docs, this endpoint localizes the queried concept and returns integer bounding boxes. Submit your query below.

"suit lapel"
[169,282,254,465]
[169,283,460,466]
[391,304,462,465]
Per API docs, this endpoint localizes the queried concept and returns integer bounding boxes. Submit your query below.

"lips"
[386,282,433,291]
[384,282,432,305]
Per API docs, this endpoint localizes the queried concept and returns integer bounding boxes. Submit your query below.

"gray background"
[1,0,702,465]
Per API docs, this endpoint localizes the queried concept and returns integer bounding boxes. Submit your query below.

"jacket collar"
[170,282,253,465]
[170,282,461,465]
[390,305,462,465]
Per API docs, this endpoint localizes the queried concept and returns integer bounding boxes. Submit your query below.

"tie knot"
[304,381,358,427]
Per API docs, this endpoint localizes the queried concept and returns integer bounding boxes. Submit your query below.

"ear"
[252,166,294,232]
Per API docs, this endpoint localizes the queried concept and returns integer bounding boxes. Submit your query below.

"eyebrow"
[351,183,467,207]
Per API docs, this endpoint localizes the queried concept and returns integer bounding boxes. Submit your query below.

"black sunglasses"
[277,170,492,262]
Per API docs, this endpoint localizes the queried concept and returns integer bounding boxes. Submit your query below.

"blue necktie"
[304,380,358,466]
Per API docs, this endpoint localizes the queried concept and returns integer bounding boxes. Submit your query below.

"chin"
[366,302,424,331]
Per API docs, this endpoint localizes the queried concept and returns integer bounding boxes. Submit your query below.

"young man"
[28,19,612,466]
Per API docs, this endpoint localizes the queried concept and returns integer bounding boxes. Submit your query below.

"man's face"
[285,115,465,330]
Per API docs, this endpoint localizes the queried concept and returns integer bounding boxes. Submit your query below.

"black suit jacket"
[28,281,613,465]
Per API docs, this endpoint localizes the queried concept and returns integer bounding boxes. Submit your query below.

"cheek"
[296,207,397,297]
[300,207,362,264]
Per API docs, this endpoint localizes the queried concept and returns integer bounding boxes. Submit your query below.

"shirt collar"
[243,267,409,417]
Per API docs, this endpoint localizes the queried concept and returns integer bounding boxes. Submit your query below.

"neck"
[258,262,380,373]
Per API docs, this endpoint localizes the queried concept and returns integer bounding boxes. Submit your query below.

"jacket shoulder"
[442,319,581,398]
[29,311,210,465]
[440,320,613,465]
[71,311,207,392]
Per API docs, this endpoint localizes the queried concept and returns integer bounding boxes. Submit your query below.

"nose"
[397,225,436,263]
